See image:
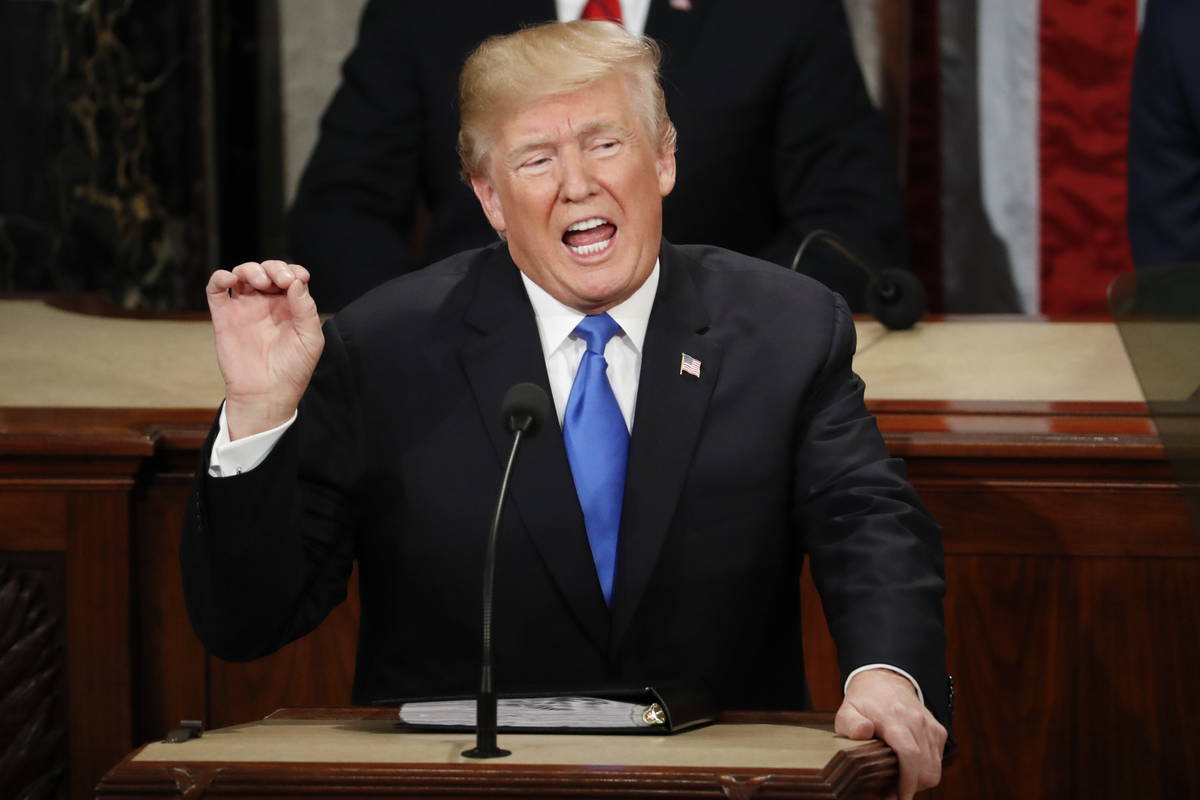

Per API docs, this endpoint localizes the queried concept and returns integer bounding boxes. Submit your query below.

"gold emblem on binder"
[642,703,666,726]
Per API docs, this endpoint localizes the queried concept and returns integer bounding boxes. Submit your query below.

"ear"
[656,146,677,198]
[470,173,507,233]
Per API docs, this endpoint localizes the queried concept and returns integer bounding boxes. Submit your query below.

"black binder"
[378,683,714,735]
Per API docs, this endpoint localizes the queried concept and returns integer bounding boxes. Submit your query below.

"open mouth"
[562,217,617,256]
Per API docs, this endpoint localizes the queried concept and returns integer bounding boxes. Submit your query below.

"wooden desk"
[1,300,1196,799]
[96,709,895,799]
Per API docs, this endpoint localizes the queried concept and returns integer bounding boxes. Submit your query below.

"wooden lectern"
[95,709,897,799]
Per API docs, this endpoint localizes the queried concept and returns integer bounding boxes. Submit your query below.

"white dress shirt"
[521,262,658,430]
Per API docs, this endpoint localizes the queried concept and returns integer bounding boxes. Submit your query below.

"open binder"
[380,684,714,735]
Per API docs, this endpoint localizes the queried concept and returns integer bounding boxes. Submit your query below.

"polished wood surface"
[96,709,897,800]
[2,309,1198,798]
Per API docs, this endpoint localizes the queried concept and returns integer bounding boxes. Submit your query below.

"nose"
[558,148,597,203]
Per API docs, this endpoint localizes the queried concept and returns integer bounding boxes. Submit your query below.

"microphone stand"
[791,229,882,292]
[791,228,927,330]
[462,412,534,758]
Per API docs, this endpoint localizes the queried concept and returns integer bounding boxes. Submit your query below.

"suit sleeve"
[286,0,423,311]
[792,295,950,726]
[180,318,364,661]
[757,0,910,310]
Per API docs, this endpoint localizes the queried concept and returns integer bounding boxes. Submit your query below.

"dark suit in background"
[1128,0,1200,267]
[287,0,908,310]
[182,241,948,724]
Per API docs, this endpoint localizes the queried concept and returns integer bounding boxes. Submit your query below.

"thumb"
[834,701,876,740]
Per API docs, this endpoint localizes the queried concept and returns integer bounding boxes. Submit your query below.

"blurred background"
[0,0,1145,315]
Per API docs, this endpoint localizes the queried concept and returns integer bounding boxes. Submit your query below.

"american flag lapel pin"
[680,352,701,378]
[669,0,692,10]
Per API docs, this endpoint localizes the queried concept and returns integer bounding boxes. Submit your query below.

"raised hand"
[835,669,947,800]
[206,260,325,440]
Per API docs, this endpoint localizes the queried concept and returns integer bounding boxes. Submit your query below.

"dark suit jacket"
[287,0,908,311]
[1128,0,1200,267]
[182,241,949,725]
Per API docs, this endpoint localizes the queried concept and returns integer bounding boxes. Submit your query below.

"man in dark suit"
[1128,0,1200,267]
[287,0,907,311]
[186,21,946,799]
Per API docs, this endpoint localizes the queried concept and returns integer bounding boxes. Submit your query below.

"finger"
[287,263,311,283]
[930,718,948,752]
[261,259,299,290]
[834,702,875,740]
[878,722,921,800]
[206,269,238,310]
[924,716,946,749]
[230,261,279,293]
[903,712,945,791]
[921,720,946,788]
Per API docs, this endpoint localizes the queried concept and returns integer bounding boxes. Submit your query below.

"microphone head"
[868,268,927,330]
[501,382,551,437]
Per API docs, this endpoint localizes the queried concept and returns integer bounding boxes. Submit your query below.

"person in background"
[1128,0,1200,267]
[287,0,909,310]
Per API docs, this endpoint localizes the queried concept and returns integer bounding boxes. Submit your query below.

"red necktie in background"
[581,0,623,24]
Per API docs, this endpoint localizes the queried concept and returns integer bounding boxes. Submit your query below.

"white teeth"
[568,237,613,256]
[567,217,608,232]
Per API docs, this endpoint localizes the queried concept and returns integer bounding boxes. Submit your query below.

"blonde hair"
[457,20,677,182]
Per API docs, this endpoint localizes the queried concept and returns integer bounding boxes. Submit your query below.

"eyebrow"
[504,119,635,165]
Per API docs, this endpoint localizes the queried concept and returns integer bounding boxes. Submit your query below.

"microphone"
[790,228,927,330]
[462,382,551,759]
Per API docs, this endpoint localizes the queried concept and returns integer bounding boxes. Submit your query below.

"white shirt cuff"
[844,664,925,705]
[207,403,297,477]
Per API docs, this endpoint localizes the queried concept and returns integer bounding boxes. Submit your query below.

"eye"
[592,139,621,155]
[517,155,553,175]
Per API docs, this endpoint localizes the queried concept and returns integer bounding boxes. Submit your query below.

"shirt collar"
[520,261,660,359]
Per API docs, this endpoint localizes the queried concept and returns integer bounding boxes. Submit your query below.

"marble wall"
[0,0,211,310]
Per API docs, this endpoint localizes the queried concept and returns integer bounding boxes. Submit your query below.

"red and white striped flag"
[851,0,1143,313]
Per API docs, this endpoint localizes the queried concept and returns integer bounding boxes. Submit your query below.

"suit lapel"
[459,247,612,657]
[610,242,721,650]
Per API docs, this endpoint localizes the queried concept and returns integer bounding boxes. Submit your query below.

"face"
[470,74,676,314]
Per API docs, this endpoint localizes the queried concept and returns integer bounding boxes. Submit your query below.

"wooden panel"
[938,556,1076,799]
[206,569,360,728]
[922,479,1198,557]
[0,492,68,548]
[133,472,207,746]
[1073,559,1200,798]
[65,490,134,800]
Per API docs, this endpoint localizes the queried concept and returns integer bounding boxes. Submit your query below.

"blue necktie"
[563,313,628,607]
